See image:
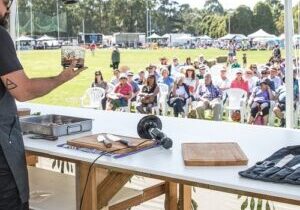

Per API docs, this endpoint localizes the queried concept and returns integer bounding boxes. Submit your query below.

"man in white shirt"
[269,66,282,90]
[170,57,181,77]
[215,67,230,91]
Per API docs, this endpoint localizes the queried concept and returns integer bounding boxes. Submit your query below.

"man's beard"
[0,13,9,28]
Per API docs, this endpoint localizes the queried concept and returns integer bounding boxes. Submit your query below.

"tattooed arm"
[0,62,86,102]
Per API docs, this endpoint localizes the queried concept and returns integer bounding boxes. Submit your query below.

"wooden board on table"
[67,133,155,155]
[182,142,248,166]
[18,108,31,117]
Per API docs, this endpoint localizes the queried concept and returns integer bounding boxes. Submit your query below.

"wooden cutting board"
[17,108,31,117]
[182,142,248,166]
[67,133,155,155]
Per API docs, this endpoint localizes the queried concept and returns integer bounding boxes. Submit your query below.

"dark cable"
[79,139,150,210]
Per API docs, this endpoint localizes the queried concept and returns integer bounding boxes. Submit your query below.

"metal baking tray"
[20,114,93,137]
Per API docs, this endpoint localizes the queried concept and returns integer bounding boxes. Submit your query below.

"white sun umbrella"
[162,34,170,39]
[198,35,212,40]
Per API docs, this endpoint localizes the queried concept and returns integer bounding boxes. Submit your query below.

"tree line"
[18,0,300,38]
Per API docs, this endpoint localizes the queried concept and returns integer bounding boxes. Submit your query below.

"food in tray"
[61,46,85,68]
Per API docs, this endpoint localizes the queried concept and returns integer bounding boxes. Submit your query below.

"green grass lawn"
[18,48,277,107]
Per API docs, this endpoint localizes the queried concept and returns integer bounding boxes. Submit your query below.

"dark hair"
[94,70,104,83]
[185,69,195,80]
[146,75,157,93]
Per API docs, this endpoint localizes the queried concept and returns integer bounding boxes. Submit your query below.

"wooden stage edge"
[26,150,300,207]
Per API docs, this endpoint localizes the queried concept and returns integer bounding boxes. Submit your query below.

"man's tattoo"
[5,79,18,90]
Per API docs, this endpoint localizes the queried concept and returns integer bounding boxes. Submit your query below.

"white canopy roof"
[162,34,170,38]
[147,33,163,39]
[197,35,212,40]
[219,34,247,40]
[248,29,276,39]
[37,35,56,41]
[16,35,34,42]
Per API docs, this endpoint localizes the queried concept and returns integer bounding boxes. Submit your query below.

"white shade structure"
[197,35,212,40]
[248,29,276,39]
[147,33,162,39]
[16,35,35,42]
[219,34,247,41]
[37,35,56,41]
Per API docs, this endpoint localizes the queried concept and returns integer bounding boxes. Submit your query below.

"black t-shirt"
[0,26,22,194]
[0,26,23,100]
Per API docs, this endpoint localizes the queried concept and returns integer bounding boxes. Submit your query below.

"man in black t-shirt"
[0,0,86,209]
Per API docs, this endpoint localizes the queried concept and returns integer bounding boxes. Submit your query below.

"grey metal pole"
[285,0,294,128]
[56,0,60,41]
[30,0,33,37]
[9,0,17,47]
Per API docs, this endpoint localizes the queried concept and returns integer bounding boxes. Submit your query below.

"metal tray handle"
[67,124,83,135]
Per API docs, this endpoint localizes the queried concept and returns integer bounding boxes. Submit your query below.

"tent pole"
[9,0,17,48]
[285,0,294,128]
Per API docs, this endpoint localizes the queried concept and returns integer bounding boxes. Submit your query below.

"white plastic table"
[19,102,300,209]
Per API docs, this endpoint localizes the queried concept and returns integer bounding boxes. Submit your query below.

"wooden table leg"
[26,152,38,166]
[76,162,108,210]
[165,182,177,210]
[179,184,191,210]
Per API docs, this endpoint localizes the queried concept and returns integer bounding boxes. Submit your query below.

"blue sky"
[176,0,295,10]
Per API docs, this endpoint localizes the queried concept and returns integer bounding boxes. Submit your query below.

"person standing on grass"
[0,0,86,209]
[111,46,120,69]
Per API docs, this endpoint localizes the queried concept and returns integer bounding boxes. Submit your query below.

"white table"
[19,102,300,209]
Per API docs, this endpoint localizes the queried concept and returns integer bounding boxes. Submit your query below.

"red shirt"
[114,83,132,96]
[230,79,249,93]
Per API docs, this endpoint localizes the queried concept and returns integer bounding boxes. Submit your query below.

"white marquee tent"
[248,29,276,39]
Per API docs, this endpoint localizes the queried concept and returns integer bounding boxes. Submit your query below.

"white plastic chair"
[80,87,106,110]
[223,88,248,123]
[157,83,169,116]
[107,83,115,94]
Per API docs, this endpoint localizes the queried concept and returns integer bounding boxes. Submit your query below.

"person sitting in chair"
[91,70,108,109]
[168,74,191,117]
[107,73,132,111]
[248,78,274,125]
[136,74,159,114]
[194,73,222,121]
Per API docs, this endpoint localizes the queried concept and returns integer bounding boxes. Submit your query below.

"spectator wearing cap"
[199,55,208,65]
[110,69,120,86]
[231,57,241,69]
[248,78,274,125]
[107,73,132,111]
[136,74,160,114]
[158,67,174,90]
[230,69,249,93]
[170,57,181,77]
[194,73,222,121]
[160,57,168,66]
[146,64,160,80]
[196,64,207,80]
[273,72,299,127]
[269,66,282,90]
[193,59,200,70]
[91,70,108,109]
[215,66,231,92]
[127,72,140,102]
[184,66,199,96]
[168,74,191,117]
[257,67,275,91]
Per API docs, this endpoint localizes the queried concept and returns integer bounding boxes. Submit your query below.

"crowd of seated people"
[87,54,300,127]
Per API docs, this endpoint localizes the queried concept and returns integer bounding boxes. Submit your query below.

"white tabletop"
[19,102,300,203]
